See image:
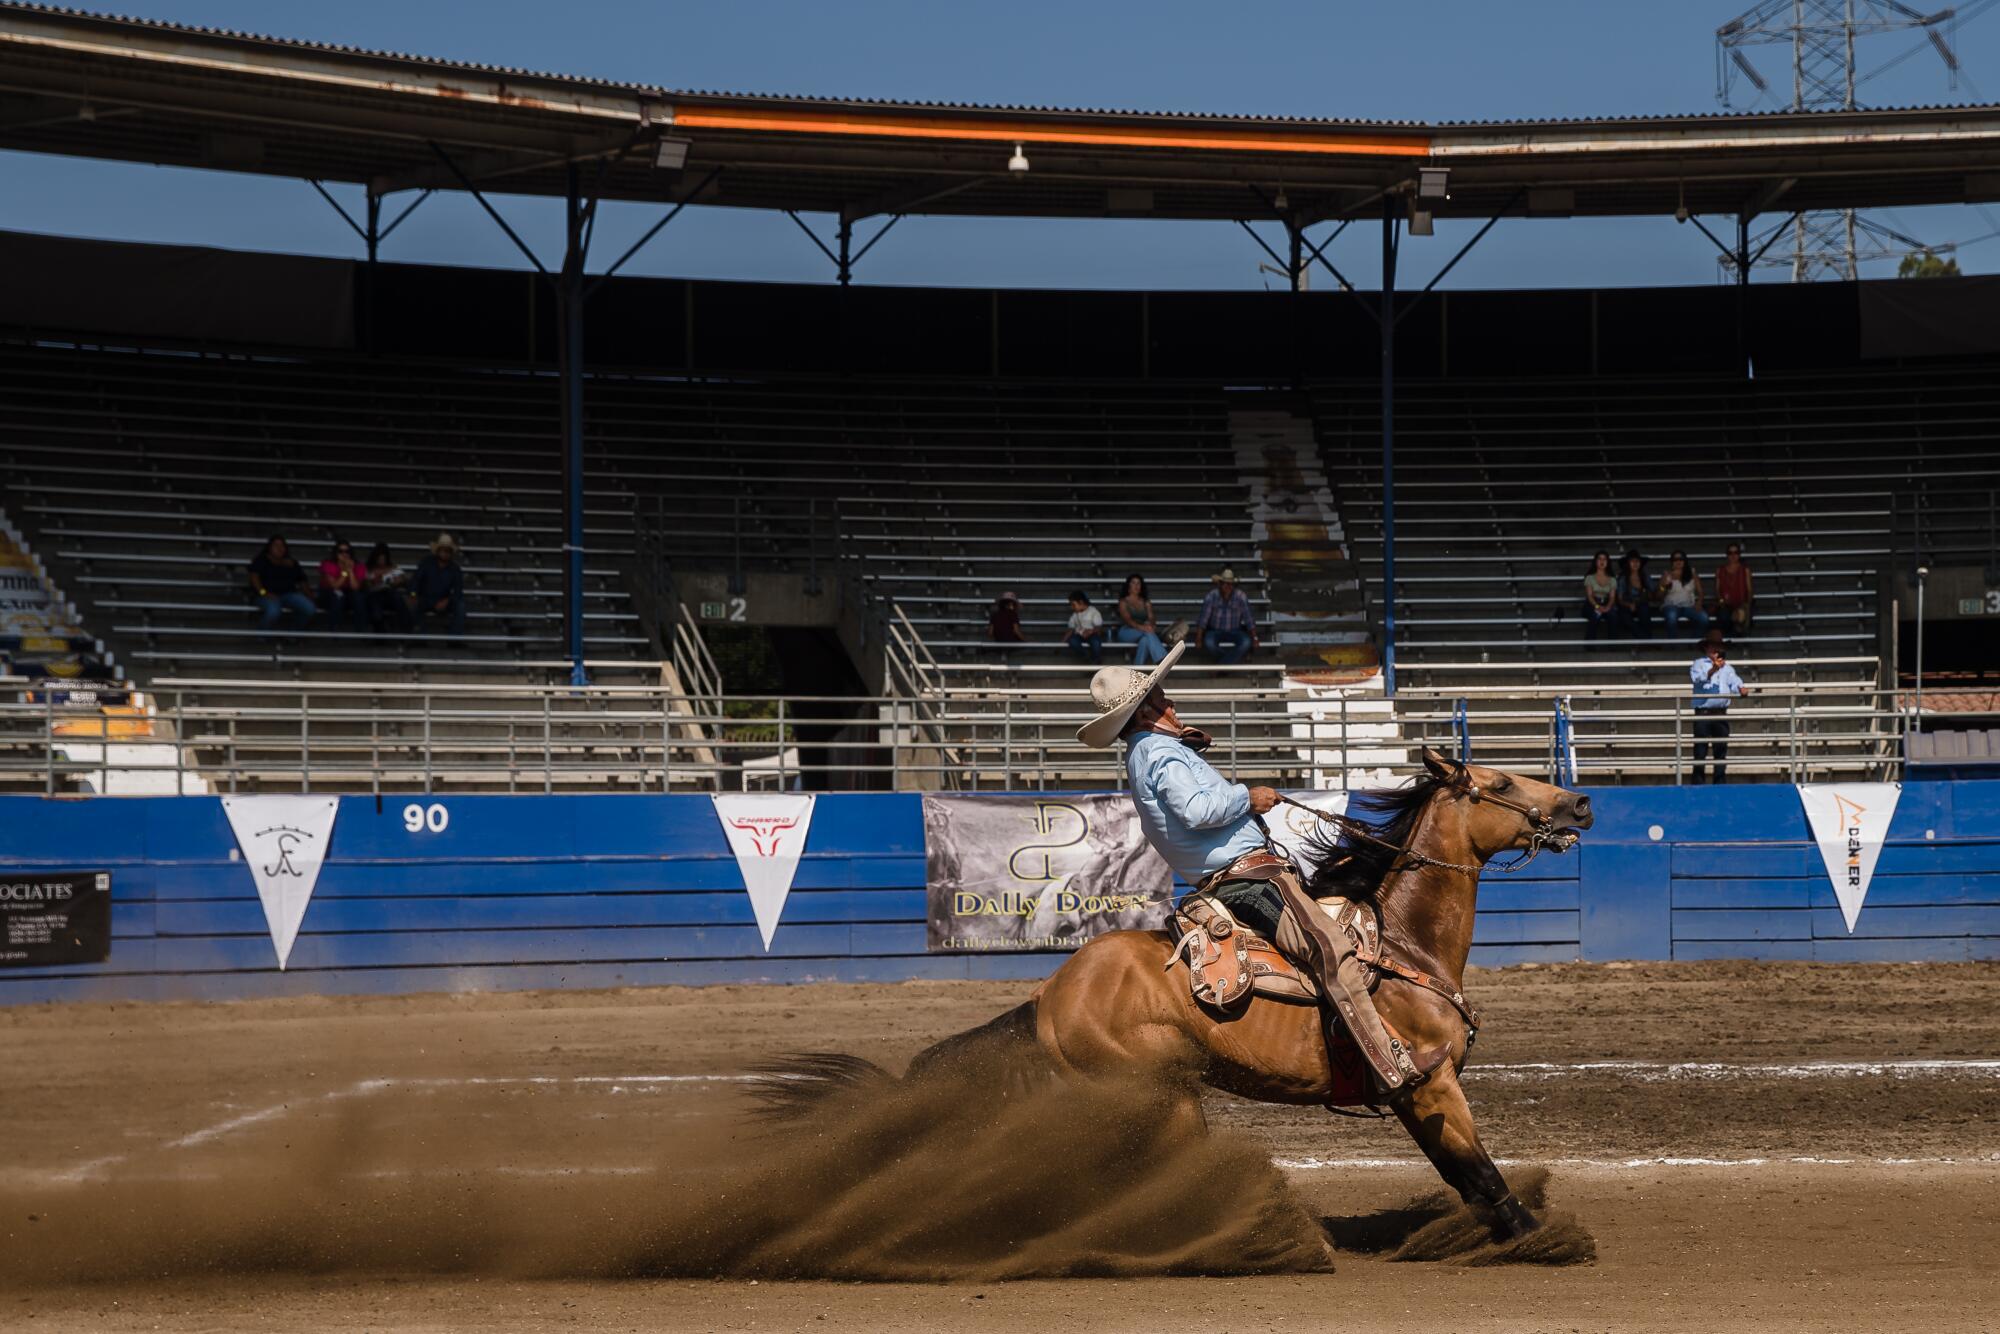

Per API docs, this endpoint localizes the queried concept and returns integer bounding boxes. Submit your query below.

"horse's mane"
[1300,773,1448,903]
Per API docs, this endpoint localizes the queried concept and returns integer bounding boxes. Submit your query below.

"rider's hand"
[1246,785,1281,815]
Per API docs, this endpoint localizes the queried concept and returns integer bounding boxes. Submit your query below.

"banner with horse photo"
[923,794,1173,952]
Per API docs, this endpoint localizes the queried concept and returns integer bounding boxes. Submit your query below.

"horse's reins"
[1276,774,1578,877]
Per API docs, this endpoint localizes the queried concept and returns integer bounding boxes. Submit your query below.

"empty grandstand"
[2,4,1998,795]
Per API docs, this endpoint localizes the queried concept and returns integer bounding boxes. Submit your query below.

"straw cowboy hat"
[1076,639,1187,749]
[1212,567,1238,583]
[429,532,458,555]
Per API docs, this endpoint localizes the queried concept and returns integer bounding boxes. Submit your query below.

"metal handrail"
[0,675,1911,796]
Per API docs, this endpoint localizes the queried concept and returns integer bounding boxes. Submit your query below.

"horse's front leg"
[1392,1067,1539,1240]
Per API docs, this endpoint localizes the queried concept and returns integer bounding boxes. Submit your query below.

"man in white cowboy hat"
[1195,568,1257,665]
[410,532,467,640]
[1077,642,1444,1102]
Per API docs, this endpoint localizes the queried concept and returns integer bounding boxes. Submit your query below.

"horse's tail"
[747,999,1047,1122]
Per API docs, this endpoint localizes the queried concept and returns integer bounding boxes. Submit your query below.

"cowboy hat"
[429,532,458,555]
[1076,639,1186,749]
[1211,567,1238,583]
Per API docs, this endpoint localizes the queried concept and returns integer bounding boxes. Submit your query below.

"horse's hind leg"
[1392,1069,1539,1240]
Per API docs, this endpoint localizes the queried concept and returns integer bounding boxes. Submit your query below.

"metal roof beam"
[370,131,641,196]
[840,174,985,224]
[1739,175,1797,217]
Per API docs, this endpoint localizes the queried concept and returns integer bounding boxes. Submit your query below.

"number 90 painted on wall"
[402,802,450,834]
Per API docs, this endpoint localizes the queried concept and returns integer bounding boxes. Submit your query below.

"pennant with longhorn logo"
[712,793,817,951]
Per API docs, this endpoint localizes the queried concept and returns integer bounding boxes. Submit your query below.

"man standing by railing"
[1691,627,1750,784]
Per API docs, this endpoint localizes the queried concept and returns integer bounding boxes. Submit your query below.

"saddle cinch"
[1167,892,1381,1010]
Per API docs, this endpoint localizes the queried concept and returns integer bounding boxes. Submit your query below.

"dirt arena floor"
[2,961,1998,1333]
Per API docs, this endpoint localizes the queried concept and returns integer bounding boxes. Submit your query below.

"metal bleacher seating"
[0,341,650,683]
[612,376,1293,782]
[0,340,668,790]
[1313,361,2000,777]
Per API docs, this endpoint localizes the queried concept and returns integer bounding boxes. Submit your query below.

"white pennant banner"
[221,795,340,969]
[1797,783,1902,933]
[1268,790,1352,877]
[712,793,816,951]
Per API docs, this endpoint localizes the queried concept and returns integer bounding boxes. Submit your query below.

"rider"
[1076,642,1445,1102]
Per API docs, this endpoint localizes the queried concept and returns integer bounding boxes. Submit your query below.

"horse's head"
[1420,747,1593,863]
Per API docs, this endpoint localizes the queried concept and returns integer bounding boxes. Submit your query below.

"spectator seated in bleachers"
[1615,550,1653,640]
[1196,567,1257,664]
[248,534,315,631]
[1581,550,1617,641]
[410,532,468,640]
[987,591,1026,645]
[1657,549,1709,640]
[1065,589,1105,664]
[364,542,412,634]
[1714,543,1755,633]
[1113,573,1168,667]
[317,538,368,632]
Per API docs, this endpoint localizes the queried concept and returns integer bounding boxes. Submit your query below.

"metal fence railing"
[0,676,1909,796]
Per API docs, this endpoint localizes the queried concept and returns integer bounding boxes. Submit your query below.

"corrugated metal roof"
[1,2,673,94]
[11,1,2000,133]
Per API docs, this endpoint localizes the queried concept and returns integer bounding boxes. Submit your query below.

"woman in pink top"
[317,538,368,632]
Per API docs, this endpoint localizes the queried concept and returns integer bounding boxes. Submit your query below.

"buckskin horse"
[758,750,1593,1241]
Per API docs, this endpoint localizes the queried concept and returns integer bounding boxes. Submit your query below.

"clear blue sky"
[7,0,2000,289]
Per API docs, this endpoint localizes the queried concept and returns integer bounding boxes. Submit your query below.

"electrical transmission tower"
[1716,0,1991,280]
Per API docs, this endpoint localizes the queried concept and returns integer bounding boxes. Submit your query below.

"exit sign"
[699,601,726,619]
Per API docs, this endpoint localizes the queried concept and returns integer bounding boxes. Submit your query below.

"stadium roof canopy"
[5,2,2000,226]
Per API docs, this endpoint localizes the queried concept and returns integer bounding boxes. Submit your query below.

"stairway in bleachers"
[618,375,1295,784]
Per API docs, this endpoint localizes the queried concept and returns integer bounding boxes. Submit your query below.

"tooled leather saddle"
[1167,890,1383,1010]
[1168,892,1382,1107]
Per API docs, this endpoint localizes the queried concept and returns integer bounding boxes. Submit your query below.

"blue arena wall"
[0,781,1996,1004]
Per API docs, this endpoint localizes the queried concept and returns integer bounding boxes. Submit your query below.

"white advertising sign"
[1266,790,1353,877]
[1797,783,1902,933]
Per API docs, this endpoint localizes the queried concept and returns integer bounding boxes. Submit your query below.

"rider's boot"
[1270,873,1449,1103]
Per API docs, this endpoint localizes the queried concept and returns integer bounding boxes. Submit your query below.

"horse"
[758,748,1593,1242]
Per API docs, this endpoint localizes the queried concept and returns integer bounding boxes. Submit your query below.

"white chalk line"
[1277,1154,2000,1172]
[1465,1058,2000,1083]
[21,1060,2000,1188]
[17,1074,767,1186]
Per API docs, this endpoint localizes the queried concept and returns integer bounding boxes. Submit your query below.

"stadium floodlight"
[1417,167,1450,200]
[1408,207,1435,237]
[1008,143,1030,173]
[654,137,691,171]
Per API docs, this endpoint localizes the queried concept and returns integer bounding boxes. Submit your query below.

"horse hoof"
[1490,1193,1541,1241]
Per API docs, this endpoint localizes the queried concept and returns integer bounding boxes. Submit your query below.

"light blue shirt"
[1691,655,1745,712]
[1124,731,1266,884]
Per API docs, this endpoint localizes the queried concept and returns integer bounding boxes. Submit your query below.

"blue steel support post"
[1380,197,1399,697]
[561,166,588,686]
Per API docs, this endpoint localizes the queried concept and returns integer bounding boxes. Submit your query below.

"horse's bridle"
[1279,766,1579,877]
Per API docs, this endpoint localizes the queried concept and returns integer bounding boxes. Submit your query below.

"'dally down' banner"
[922,794,1173,952]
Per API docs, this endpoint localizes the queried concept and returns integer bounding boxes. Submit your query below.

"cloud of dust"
[0,1071,1336,1285]
[1325,1167,1596,1267]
